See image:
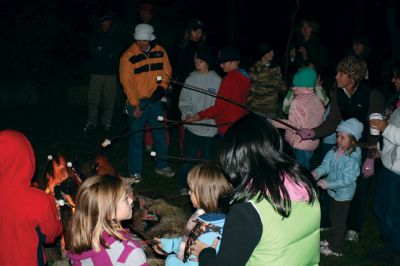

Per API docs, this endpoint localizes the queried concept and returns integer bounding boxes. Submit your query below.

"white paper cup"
[369,113,383,135]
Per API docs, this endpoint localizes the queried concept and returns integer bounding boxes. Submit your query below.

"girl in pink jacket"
[274,67,324,169]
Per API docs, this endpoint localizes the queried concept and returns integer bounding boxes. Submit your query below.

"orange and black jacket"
[119,42,172,107]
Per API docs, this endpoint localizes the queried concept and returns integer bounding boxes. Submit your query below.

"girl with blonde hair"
[152,163,232,265]
[67,175,147,265]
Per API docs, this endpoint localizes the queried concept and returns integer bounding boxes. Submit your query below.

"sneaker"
[346,230,359,243]
[180,188,189,196]
[83,122,95,132]
[126,173,142,184]
[320,245,343,257]
[155,167,176,177]
[320,240,329,247]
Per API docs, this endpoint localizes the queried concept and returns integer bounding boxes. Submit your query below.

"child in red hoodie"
[0,130,62,266]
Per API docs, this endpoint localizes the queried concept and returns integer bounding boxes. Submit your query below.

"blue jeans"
[374,166,400,252]
[292,148,313,170]
[180,128,213,188]
[128,100,168,175]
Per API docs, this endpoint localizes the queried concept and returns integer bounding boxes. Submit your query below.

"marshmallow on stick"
[101,139,112,148]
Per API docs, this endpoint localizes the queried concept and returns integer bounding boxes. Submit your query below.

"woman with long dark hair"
[191,114,320,265]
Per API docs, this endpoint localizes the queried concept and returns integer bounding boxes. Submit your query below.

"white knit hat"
[336,118,364,141]
[133,23,156,41]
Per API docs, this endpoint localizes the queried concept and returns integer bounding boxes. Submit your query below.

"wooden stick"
[272,118,298,131]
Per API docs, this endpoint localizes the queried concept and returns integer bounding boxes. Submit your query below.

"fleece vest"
[245,198,320,266]
[337,82,370,141]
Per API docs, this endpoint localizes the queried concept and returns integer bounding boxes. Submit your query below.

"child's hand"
[191,237,220,257]
[297,128,315,140]
[311,171,319,181]
[185,114,200,123]
[317,179,328,190]
[151,237,167,255]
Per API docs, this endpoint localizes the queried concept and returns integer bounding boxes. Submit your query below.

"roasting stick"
[156,116,232,128]
[150,151,216,163]
[272,118,298,131]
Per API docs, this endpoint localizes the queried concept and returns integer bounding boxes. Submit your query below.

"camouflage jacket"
[247,61,282,116]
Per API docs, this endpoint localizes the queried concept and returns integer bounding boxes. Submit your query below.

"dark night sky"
[0,0,393,81]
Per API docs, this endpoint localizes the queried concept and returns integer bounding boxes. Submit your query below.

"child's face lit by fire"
[116,192,133,221]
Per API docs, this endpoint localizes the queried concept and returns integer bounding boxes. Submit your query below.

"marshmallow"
[101,139,112,148]
[57,199,65,206]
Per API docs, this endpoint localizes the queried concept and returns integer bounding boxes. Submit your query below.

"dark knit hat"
[336,55,367,83]
[352,35,370,46]
[98,14,111,23]
[195,48,215,65]
[218,46,240,63]
[189,18,204,30]
[257,43,273,57]
[138,0,154,11]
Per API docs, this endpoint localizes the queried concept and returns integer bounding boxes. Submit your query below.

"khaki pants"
[87,74,117,126]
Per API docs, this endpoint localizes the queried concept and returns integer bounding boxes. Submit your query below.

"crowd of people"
[1,0,400,265]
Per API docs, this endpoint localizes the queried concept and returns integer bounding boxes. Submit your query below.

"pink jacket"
[276,88,324,150]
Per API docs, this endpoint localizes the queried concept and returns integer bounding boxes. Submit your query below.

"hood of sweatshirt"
[0,130,35,190]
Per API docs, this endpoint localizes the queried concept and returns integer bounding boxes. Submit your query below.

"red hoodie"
[197,69,250,134]
[0,130,62,266]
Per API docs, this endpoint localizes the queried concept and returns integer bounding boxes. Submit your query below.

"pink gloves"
[297,128,316,140]
[362,158,375,178]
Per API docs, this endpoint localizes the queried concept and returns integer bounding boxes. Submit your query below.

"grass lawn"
[1,103,391,265]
